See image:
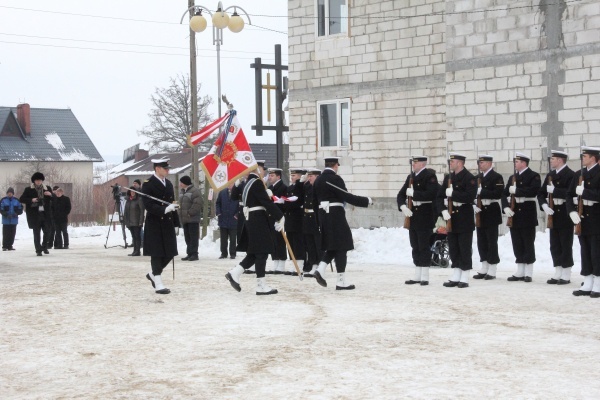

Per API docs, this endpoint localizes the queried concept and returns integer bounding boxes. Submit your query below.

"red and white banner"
[190,112,230,146]
[200,111,257,192]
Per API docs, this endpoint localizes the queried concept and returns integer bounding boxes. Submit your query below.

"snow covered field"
[1,221,599,399]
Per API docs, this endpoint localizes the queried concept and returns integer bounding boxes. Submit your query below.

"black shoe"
[507,276,525,281]
[443,281,459,287]
[473,273,486,280]
[256,288,278,295]
[230,255,236,259]
[273,271,285,275]
[457,282,469,288]
[63,246,68,249]
[43,249,49,254]
[146,273,155,288]
[218,255,227,259]
[155,288,170,294]
[265,270,274,274]
[187,255,199,261]
[557,279,570,285]
[547,278,559,284]
[304,273,314,278]
[590,292,600,298]
[128,251,141,256]
[36,252,42,256]
[336,284,355,290]
[420,281,429,286]
[314,271,327,287]
[524,276,532,282]
[225,272,241,292]
[484,275,496,280]
[181,256,190,261]
[243,269,256,274]
[573,290,591,297]
[405,280,421,285]
[2,248,6,251]
[283,271,293,275]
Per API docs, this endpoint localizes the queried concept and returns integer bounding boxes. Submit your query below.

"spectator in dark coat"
[52,188,72,249]
[216,183,239,259]
[124,187,145,256]
[1,187,23,251]
[19,172,53,256]
[178,175,202,261]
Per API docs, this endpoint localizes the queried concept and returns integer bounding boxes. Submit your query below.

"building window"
[318,99,350,148]
[317,0,348,37]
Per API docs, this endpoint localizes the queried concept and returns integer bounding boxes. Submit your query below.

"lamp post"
[181,1,251,238]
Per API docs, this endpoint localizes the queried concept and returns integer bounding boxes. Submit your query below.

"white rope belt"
[515,197,537,203]
[552,198,565,205]
[480,199,501,206]
[452,201,465,207]
[319,201,344,213]
[243,206,266,219]
[583,200,599,206]
[412,201,432,206]
[304,209,314,213]
[239,201,243,206]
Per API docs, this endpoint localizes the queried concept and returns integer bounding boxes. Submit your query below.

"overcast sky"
[0,0,288,164]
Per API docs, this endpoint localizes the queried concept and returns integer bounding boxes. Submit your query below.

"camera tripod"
[104,197,129,249]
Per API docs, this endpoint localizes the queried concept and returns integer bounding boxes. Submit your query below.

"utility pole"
[189,0,199,188]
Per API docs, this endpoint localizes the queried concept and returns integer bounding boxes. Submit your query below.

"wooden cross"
[261,72,277,122]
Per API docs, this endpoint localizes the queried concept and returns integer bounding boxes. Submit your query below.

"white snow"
[45,131,92,161]
[2,219,599,399]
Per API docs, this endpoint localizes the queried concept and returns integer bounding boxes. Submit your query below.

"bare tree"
[138,74,213,152]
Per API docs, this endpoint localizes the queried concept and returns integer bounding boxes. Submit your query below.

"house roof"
[250,143,278,169]
[0,106,103,162]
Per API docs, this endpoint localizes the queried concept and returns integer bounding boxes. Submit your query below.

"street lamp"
[181,1,251,237]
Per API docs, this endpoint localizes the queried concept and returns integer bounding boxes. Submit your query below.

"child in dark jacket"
[1,187,23,251]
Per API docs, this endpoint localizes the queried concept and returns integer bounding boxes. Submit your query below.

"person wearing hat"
[267,167,288,274]
[19,172,54,256]
[1,187,23,251]
[225,164,285,295]
[397,155,439,286]
[537,150,576,285]
[178,175,202,262]
[312,157,373,290]
[142,158,180,294]
[303,169,323,277]
[567,146,600,297]
[502,152,542,282]
[52,188,72,250]
[472,155,505,280]
[437,153,478,288]
[280,168,307,275]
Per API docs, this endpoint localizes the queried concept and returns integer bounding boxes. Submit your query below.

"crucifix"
[261,72,277,122]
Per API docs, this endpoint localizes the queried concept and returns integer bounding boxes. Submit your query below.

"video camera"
[110,184,125,202]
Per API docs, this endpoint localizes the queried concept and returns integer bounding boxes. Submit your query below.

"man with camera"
[20,172,53,256]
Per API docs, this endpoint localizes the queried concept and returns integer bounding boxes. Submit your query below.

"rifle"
[507,156,516,228]
[475,151,482,228]
[447,157,453,233]
[546,154,554,229]
[575,151,584,236]
[403,156,414,230]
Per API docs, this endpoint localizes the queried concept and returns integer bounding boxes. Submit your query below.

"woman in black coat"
[19,172,53,256]
[124,187,145,256]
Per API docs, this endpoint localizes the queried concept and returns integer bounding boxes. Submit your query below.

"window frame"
[315,0,349,39]
[317,98,351,149]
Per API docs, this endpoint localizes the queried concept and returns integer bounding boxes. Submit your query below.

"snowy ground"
[1,220,599,399]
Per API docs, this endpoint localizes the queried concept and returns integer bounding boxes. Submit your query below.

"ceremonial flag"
[200,110,257,192]
[190,112,230,146]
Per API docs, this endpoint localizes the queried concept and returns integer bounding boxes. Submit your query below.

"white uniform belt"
[515,197,536,203]
[573,197,579,204]
[583,200,599,206]
[480,199,500,206]
[243,206,266,219]
[552,198,565,205]
[319,201,344,213]
[412,201,432,206]
[452,201,465,207]
[239,201,243,206]
[304,208,314,213]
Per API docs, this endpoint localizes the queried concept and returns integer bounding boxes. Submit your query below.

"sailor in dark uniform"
[567,146,600,297]
[397,155,439,286]
[502,152,542,282]
[313,157,372,290]
[142,158,180,294]
[281,167,306,275]
[267,168,287,274]
[537,150,575,285]
[303,169,323,277]
[226,166,285,295]
[472,154,504,280]
[437,153,477,288]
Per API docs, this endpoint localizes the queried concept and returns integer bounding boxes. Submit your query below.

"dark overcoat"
[20,185,53,229]
[397,168,439,231]
[282,178,304,233]
[52,195,72,224]
[268,179,287,259]
[216,188,239,229]
[538,165,575,230]
[502,168,542,228]
[124,195,145,227]
[142,175,179,257]
[477,169,504,227]
[302,181,320,235]
[313,168,370,251]
[566,165,600,236]
[237,174,284,254]
[437,168,478,233]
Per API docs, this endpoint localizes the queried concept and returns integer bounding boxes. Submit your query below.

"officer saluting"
[472,154,504,280]
[397,155,439,286]
[537,150,575,285]
[142,158,180,295]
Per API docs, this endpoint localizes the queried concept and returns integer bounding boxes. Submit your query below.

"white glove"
[473,205,481,214]
[287,196,298,202]
[367,197,373,205]
[509,185,517,194]
[234,179,241,187]
[274,216,285,232]
[300,174,308,183]
[274,197,285,204]
[570,211,581,225]
[266,189,273,198]
[542,203,554,216]
[446,187,453,197]
[400,204,413,217]
[576,183,584,196]
[546,184,554,194]
[406,187,414,197]
[504,207,515,217]
[442,210,451,221]
[164,204,178,214]
[477,186,482,195]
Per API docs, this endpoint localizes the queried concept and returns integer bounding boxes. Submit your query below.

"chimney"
[134,149,149,162]
[17,103,31,136]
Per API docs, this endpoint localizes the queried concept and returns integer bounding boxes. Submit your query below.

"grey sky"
[0,0,288,164]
